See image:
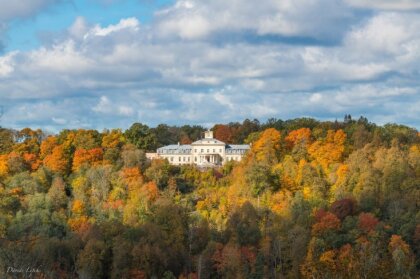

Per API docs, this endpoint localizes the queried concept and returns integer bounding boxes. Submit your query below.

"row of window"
[159,148,247,155]
[159,148,225,154]
[226,149,247,154]
[158,149,191,154]
[201,140,218,144]
[167,155,241,163]
[194,148,223,153]
[169,156,191,162]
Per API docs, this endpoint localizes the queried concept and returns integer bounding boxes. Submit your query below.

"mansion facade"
[146,130,250,166]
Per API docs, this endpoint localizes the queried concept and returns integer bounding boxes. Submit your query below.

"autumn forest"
[0,117,418,279]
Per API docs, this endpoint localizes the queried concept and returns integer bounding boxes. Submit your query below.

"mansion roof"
[158,144,192,154]
[225,145,250,154]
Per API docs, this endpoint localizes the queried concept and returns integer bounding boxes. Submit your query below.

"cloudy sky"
[0,0,419,131]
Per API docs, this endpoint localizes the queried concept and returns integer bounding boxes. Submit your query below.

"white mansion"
[146,130,250,166]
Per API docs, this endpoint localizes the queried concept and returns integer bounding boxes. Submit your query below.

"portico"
[199,154,222,165]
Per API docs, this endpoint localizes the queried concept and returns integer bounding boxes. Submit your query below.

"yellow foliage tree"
[250,128,281,164]
[101,129,126,149]
[269,190,292,218]
[319,250,337,271]
[72,199,86,215]
[68,216,90,234]
[308,130,346,173]
[330,163,349,199]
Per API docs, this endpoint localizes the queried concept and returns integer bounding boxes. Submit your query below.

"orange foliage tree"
[285,128,312,149]
[40,136,58,159]
[23,153,41,171]
[142,181,159,202]
[121,167,144,193]
[72,148,104,171]
[0,154,9,177]
[43,145,69,174]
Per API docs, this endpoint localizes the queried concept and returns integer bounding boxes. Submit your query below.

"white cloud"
[0,1,419,130]
[92,96,112,113]
[296,12,420,86]
[93,96,135,116]
[157,14,211,39]
[0,52,16,77]
[310,93,322,103]
[332,85,417,107]
[27,40,92,73]
[68,16,89,39]
[302,47,390,81]
[345,0,420,11]
[118,105,134,116]
[344,13,420,56]
[52,117,67,125]
[155,0,357,41]
[86,17,140,38]
[214,91,234,110]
